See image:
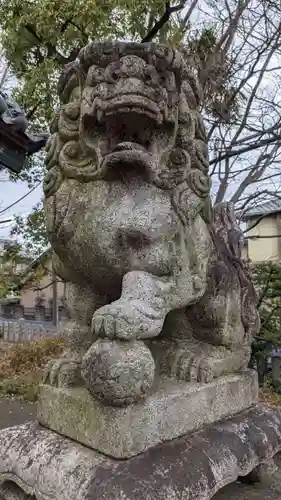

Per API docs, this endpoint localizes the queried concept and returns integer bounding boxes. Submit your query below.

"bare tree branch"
[230,142,281,204]
[142,1,189,42]
[215,0,250,55]
[210,134,281,166]
[182,0,199,26]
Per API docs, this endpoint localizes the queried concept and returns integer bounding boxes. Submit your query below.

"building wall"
[247,215,280,262]
[20,256,66,309]
[20,280,65,309]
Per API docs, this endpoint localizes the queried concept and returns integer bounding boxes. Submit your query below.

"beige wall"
[20,280,65,309]
[20,256,66,309]
[247,215,280,262]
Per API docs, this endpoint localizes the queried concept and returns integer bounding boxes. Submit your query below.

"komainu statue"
[43,41,259,406]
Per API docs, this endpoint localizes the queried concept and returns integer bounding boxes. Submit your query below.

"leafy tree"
[253,262,281,346]
[11,202,49,258]
[0,242,31,298]
[249,262,281,383]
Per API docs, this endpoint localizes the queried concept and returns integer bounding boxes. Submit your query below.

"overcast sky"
[0,177,42,240]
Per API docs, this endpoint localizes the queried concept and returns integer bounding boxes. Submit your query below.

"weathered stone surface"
[41,41,259,407]
[37,370,258,458]
[81,339,155,406]
[214,454,281,499]
[1,404,281,500]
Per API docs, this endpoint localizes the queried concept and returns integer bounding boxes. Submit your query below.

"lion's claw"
[92,299,165,341]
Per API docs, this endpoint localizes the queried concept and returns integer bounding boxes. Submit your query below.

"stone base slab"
[1,404,281,500]
[37,370,258,458]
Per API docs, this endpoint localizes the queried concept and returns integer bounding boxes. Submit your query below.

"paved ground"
[0,398,36,430]
[0,398,281,499]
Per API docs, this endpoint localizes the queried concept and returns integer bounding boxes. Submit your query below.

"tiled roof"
[244,199,281,218]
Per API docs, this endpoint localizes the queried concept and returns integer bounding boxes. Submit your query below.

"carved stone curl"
[43,41,259,406]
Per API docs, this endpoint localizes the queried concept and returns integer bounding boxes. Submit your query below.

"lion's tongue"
[113,142,147,152]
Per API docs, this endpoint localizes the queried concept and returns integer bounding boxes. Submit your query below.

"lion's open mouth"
[82,94,163,156]
[105,110,156,153]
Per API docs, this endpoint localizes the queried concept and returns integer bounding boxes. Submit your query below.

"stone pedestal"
[1,404,281,500]
[37,370,258,458]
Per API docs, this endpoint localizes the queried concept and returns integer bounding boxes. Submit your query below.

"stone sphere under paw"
[81,339,155,406]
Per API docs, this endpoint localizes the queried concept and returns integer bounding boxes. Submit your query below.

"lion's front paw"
[43,358,82,387]
[92,299,165,341]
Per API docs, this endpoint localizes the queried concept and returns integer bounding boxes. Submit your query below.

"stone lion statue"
[43,41,259,406]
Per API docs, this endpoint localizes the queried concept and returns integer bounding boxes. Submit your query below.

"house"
[20,249,66,312]
[243,200,281,262]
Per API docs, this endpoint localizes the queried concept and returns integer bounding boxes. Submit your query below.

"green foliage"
[250,262,281,371]
[0,243,31,298]
[11,202,49,258]
[253,262,281,345]
[0,275,20,299]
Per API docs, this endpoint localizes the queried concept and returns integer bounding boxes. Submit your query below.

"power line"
[0,182,40,215]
